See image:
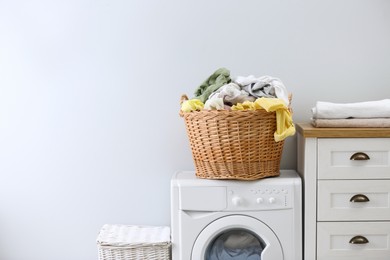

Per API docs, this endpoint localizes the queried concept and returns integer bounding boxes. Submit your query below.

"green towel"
[194,68,231,103]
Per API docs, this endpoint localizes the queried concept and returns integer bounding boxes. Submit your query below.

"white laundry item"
[311,99,390,119]
[208,82,255,105]
[235,75,290,106]
[311,118,390,128]
[204,97,225,110]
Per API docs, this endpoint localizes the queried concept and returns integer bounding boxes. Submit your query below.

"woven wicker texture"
[180,95,285,180]
[97,225,171,260]
[98,246,170,260]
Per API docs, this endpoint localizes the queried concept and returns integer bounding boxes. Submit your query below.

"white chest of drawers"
[296,123,390,260]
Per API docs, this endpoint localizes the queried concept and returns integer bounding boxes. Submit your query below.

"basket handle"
[180,94,189,105]
[179,94,189,117]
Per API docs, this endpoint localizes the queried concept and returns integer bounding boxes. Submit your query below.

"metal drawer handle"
[350,152,370,160]
[349,235,369,244]
[350,194,370,203]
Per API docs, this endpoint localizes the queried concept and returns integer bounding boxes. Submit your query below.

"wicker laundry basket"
[180,95,289,180]
[97,224,171,260]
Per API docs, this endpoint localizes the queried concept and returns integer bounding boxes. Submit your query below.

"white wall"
[0,0,389,259]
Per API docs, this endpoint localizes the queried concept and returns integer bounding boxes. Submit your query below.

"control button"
[232,196,243,206]
[256,198,264,204]
[269,197,276,204]
[273,189,280,194]
[282,189,288,194]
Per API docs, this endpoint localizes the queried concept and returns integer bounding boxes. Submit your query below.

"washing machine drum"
[192,215,283,260]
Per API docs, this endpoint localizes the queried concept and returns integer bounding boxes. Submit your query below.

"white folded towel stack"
[312,99,390,119]
[311,99,390,128]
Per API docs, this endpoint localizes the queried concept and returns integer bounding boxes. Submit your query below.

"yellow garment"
[231,98,295,141]
[231,100,262,111]
[255,98,295,142]
[181,99,204,112]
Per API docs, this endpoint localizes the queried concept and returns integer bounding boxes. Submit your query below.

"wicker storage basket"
[180,95,288,180]
[97,224,171,260]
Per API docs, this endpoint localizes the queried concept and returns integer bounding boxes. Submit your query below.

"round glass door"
[192,215,283,259]
[206,228,265,259]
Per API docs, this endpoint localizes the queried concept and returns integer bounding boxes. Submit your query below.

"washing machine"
[171,170,302,260]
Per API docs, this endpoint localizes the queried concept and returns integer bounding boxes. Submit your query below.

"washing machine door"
[192,215,283,260]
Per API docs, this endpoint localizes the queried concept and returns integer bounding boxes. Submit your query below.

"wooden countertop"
[296,122,390,138]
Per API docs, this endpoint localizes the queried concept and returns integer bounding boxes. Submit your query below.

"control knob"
[256,198,264,204]
[232,196,243,206]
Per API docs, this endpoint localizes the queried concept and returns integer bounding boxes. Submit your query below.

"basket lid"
[97,224,171,247]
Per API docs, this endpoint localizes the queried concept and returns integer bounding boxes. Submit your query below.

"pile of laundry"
[181,68,291,111]
[180,68,295,142]
[205,230,264,260]
[311,99,390,127]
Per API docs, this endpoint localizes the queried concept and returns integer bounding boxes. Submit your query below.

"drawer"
[318,180,390,221]
[317,222,390,260]
[318,138,390,179]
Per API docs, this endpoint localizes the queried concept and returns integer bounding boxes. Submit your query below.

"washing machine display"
[171,170,302,260]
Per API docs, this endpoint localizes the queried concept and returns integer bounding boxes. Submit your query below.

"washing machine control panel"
[227,185,293,210]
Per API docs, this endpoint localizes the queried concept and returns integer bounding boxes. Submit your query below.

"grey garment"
[243,83,275,98]
[235,75,290,105]
[208,82,255,106]
[237,75,276,98]
[206,231,263,260]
